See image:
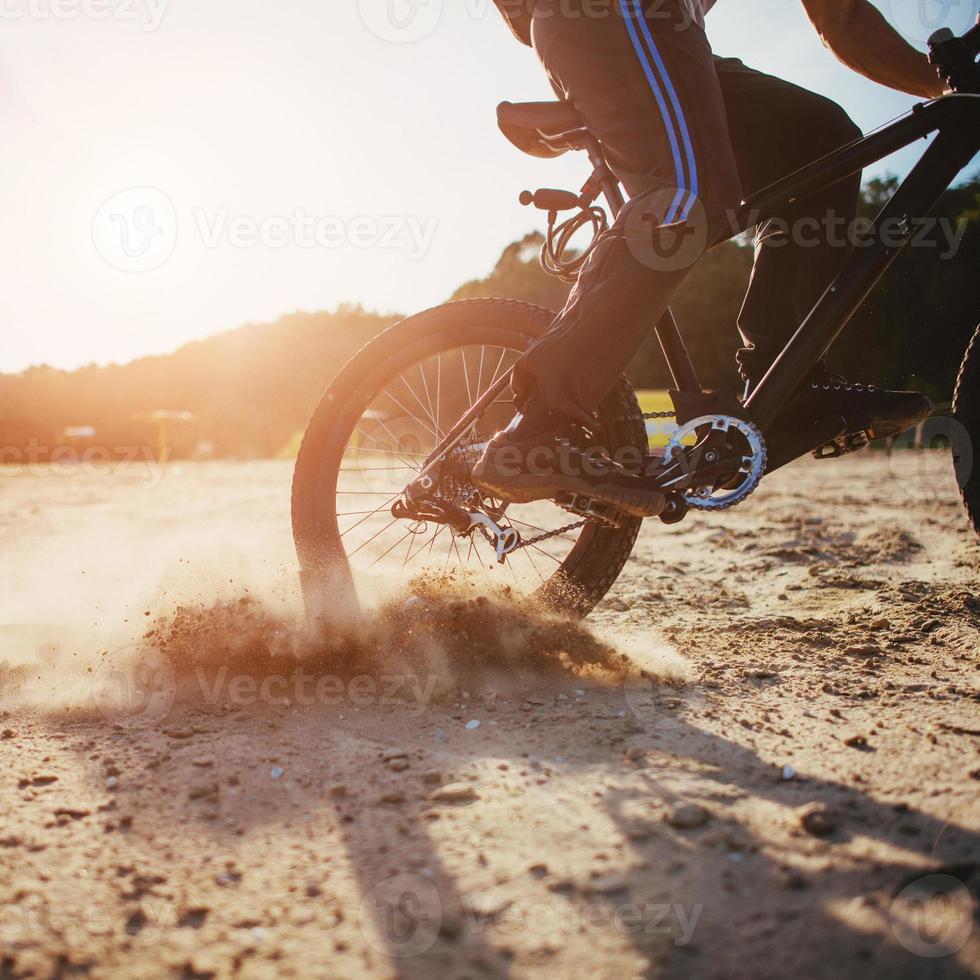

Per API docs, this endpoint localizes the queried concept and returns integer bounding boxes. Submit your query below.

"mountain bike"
[292,22,980,620]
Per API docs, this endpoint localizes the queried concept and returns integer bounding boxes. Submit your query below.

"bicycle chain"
[517,519,590,549]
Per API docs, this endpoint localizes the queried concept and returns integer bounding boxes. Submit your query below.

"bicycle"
[292,22,980,620]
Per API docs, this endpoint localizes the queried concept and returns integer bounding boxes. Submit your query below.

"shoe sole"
[767,397,933,460]
[473,472,666,519]
[838,397,932,441]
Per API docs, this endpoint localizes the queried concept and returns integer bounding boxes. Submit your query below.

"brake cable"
[540,204,609,283]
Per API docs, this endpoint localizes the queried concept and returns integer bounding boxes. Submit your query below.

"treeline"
[0,306,395,460]
[1,177,976,460]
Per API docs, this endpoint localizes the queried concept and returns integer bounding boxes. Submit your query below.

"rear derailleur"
[391,495,520,564]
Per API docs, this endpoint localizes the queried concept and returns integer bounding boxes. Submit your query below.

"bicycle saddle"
[497,100,587,158]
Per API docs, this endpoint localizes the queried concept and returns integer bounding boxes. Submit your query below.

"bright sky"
[1,0,976,372]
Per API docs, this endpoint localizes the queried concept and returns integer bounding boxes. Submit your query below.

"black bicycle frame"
[738,95,980,431]
[408,80,979,495]
[614,94,978,432]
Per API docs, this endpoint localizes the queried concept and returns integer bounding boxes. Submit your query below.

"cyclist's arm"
[801,0,946,99]
[492,1,532,46]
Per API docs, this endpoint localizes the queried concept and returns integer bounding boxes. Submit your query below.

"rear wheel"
[291,299,648,617]
[952,323,980,538]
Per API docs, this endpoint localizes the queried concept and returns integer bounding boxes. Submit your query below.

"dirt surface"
[1,452,978,978]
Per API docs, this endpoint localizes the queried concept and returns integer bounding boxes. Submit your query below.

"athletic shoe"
[472,413,665,517]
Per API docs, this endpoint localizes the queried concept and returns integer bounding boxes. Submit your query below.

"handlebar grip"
[519,188,581,211]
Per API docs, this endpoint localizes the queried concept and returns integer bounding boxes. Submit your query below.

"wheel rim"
[326,338,600,597]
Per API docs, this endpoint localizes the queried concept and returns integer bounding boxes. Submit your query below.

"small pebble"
[666,804,711,830]
[799,803,836,837]
[428,783,480,805]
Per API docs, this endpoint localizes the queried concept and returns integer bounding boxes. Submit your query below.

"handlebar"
[519,188,582,211]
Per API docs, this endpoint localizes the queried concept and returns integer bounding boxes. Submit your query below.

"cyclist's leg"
[713,58,863,385]
[717,59,931,442]
[511,0,742,428]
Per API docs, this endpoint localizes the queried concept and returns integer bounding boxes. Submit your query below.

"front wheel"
[953,323,980,538]
[291,298,648,618]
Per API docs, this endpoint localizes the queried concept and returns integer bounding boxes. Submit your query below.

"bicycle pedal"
[554,493,623,528]
[813,429,872,460]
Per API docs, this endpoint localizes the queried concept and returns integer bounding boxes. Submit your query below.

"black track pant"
[513,0,863,426]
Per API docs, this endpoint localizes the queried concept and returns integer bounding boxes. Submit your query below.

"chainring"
[664,414,767,511]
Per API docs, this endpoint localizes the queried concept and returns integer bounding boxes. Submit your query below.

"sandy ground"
[0,451,978,979]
